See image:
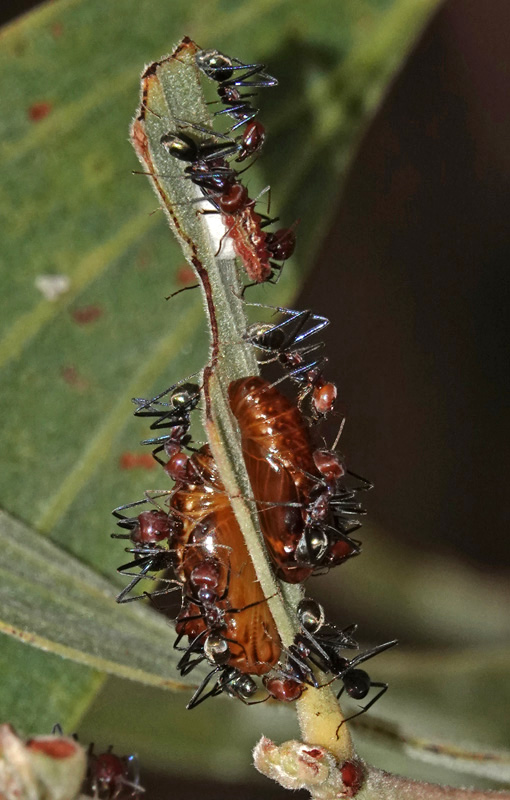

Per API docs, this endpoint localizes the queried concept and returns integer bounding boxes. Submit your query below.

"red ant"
[85,744,143,800]
[111,497,183,604]
[132,381,202,481]
[195,48,277,136]
[51,727,143,800]
[160,129,295,283]
[244,305,337,419]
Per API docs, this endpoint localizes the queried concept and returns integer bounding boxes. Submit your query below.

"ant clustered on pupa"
[114,37,397,717]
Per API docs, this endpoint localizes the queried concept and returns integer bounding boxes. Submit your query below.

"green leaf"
[0,0,441,734]
[0,510,202,688]
[351,715,510,787]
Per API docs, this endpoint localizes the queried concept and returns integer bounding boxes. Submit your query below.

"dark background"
[4,0,509,795]
[305,0,510,575]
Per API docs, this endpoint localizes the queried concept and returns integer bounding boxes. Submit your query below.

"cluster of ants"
[157,46,296,286]
[113,46,397,714]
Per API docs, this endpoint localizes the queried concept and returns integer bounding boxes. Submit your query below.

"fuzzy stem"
[296,681,353,758]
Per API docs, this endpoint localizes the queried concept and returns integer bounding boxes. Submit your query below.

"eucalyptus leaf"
[0,510,200,688]
[0,0,441,733]
[350,716,510,787]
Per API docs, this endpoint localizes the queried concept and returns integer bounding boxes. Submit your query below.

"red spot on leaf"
[61,365,89,391]
[71,305,103,325]
[120,452,157,470]
[28,102,52,122]
[27,738,77,759]
[176,265,196,285]
[52,22,63,38]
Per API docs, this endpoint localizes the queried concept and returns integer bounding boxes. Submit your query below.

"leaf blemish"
[28,101,52,122]
[71,305,104,325]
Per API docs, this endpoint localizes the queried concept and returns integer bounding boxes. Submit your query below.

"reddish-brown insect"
[170,444,281,676]
[160,132,294,283]
[263,675,305,702]
[228,376,360,582]
[228,376,320,582]
[84,744,142,800]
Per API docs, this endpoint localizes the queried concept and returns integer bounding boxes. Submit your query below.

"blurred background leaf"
[0,510,203,687]
[3,0,510,795]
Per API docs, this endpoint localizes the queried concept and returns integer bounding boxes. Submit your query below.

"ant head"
[245,321,286,352]
[204,633,231,666]
[265,227,296,261]
[164,451,191,482]
[218,181,249,214]
[190,558,222,591]
[160,132,198,162]
[312,380,337,416]
[297,598,325,635]
[196,49,234,82]
[236,120,266,162]
[171,383,200,410]
[296,527,328,567]
[91,751,127,790]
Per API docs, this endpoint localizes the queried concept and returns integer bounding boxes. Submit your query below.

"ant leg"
[116,558,160,604]
[344,640,398,672]
[267,261,289,286]
[186,669,223,709]
[240,279,259,297]
[298,628,337,666]
[112,499,151,525]
[179,653,208,676]
[323,524,362,554]
[213,216,239,258]
[117,575,181,605]
[244,305,329,355]
[223,62,277,88]
[285,651,320,688]
[172,118,239,160]
[124,754,143,796]
[133,372,202,410]
[176,631,209,672]
[242,694,271,706]
[225,593,278,617]
[341,683,389,724]
[259,215,280,228]
[346,469,374,491]
[216,108,258,131]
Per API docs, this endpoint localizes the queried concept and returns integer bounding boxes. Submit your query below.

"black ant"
[296,598,398,723]
[195,48,277,135]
